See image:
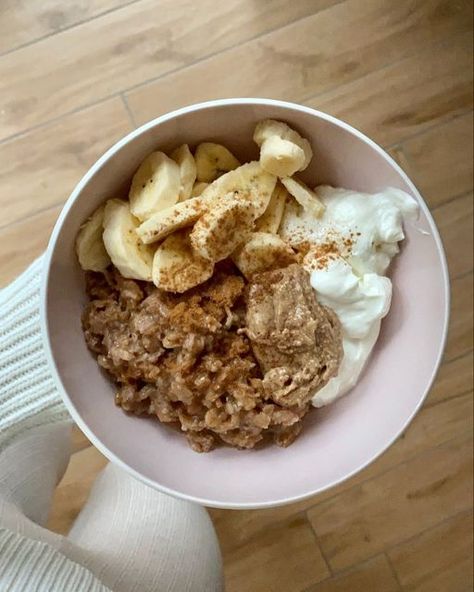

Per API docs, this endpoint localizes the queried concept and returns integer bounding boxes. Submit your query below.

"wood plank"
[426,351,473,406]
[310,391,474,506]
[0,98,131,228]
[211,393,473,553]
[0,0,132,55]
[0,205,61,288]
[388,511,473,592]
[445,272,473,362]
[379,393,473,471]
[432,192,473,279]
[47,445,108,535]
[126,0,473,126]
[71,425,91,454]
[305,555,399,592]
[399,111,473,209]
[307,437,473,571]
[222,514,329,592]
[210,501,318,556]
[0,0,335,140]
[387,146,407,170]
[306,34,473,148]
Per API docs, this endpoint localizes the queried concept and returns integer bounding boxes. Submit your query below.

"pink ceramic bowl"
[40,99,449,509]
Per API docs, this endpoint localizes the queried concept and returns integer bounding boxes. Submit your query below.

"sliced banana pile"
[76,120,324,292]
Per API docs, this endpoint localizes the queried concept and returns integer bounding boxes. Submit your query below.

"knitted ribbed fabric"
[0,257,70,451]
[0,258,224,592]
[0,258,110,591]
[0,528,111,592]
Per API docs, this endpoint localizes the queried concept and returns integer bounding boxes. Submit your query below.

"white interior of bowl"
[41,99,449,508]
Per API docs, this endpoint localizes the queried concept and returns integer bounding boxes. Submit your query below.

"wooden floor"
[1,1,472,590]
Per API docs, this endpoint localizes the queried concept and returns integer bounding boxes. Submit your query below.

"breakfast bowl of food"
[40,98,449,509]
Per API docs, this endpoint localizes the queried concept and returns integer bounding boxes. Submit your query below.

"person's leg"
[0,422,71,526]
[0,421,224,592]
[68,463,224,592]
[0,422,111,592]
[0,429,224,592]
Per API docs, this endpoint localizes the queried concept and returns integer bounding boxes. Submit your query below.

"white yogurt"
[310,259,391,407]
[280,185,419,407]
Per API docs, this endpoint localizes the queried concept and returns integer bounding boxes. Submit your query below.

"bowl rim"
[40,97,450,509]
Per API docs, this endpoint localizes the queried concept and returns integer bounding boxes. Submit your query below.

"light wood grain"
[0,98,131,228]
[311,391,473,506]
[388,511,474,592]
[306,555,399,592]
[426,351,473,406]
[445,272,474,361]
[307,33,473,148]
[378,392,472,471]
[307,437,473,571]
[47,445,108,534]
[432,192,473,279]
[0,205,61,288]
[0,0,334,140]
[222,514,329,592]
[71,425,91,454]
[0,0,132,55]
[126,0,472,126]
[399,111,474,208]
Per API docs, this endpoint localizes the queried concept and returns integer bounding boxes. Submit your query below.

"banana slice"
[170,144,197,201]
[194,142,240,182]
[153,229,214,293]
[191,181,209,197]
[129,151,181,221]
[255,183,288,234]
[254,119,312,171]
[75,204,111,272]
[200,161,277,217]
[103,199,154,281]
[278,198,307,247]
[233,232,295,279]
[190,193,255,262]
[137,197,207,244]
[281,177,325,218]
[259,135,306,177]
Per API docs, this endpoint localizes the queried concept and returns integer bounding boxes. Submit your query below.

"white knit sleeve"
[0,257,70,452]
[0,527,112,592]
[0,260,112,591]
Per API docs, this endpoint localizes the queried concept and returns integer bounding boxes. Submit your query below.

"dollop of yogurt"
[310,259,391,407]
[280,185,419,407]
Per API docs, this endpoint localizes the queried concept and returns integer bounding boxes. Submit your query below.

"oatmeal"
[83,263,340,451]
